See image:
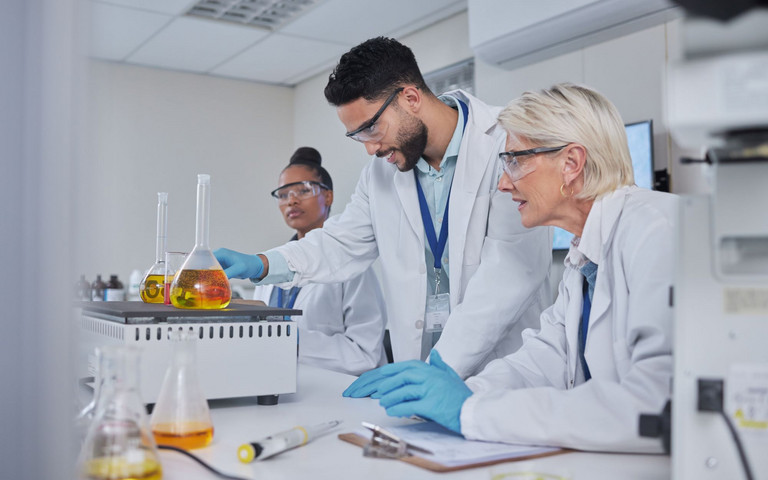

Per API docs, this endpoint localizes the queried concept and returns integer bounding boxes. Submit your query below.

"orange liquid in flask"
[152,421,214,450]
[169,269,230,309]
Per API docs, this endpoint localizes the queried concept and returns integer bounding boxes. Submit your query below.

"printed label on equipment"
[726,363,768,437]
[723,288,768,315]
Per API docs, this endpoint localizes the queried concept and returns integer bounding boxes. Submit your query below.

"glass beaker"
[169,174,231,309]
[150,329,214,449]
[140,193,168,303]
[163,252,187,305]
[78,346,162,480]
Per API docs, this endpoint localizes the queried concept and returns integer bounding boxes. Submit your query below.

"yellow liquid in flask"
[83,456,162,480]
[139,274,165,303]
[169,269,230,309]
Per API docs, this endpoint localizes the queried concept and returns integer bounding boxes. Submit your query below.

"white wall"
[85,62,294,287]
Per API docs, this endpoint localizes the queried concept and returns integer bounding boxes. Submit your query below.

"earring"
[560,183,574,198]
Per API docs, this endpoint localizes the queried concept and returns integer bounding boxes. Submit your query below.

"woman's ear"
[562,144,587,186]
[323,190,334,215]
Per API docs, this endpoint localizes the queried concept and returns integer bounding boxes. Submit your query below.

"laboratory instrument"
[78,301,301,403]
[91,275,106,302]
[170,174,231,309]
[663,6,768,479]
[163,252,186,305]
[78,345,162,480]
[150,329,214,450]
[140,193,168,304]
[237,420,342,462]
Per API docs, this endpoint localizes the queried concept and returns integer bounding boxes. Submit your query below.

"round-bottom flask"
[150,329,214,449]
[78,346,162,480]
[169,174,230,309]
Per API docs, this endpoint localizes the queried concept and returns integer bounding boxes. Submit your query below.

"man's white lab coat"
[271,90,552,377]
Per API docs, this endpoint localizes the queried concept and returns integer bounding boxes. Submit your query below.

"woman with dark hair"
[251,147,388,375]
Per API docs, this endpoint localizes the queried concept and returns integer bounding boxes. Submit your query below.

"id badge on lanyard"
[426,293,449,332]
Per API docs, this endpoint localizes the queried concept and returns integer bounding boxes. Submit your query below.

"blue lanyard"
[413,99,469,271]
[277,286,301,309]
[579,279,592,381]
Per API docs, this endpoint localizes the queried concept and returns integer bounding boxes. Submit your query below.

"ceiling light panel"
[186,0,318,29]
[93,0,199,15]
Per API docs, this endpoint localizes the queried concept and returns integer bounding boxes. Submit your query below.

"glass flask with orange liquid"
[169,174,231,309]
[78,346,163,480]
[150,329,214,450]
[140,193,168,303]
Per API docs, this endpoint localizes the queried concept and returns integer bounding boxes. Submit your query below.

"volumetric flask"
[150,329,214,449]
[169,174,231,309]
[140,193,168,303]
[78,346,162,480]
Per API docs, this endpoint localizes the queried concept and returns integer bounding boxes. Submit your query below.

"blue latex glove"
[343,359,434,398]
[376,350,472,434]
[213,248,264,280]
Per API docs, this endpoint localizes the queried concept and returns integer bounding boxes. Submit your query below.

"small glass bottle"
[170,174,231,309]
[91,275,107,302]
[150,329,214,449]
[141,193,168,304]
[75,275,92,301]
[78,346,162,480]
[104,275,125,302]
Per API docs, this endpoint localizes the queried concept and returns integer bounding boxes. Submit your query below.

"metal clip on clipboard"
[361,422,433,459]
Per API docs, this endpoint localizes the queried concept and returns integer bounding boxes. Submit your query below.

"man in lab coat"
[215,37,552,380]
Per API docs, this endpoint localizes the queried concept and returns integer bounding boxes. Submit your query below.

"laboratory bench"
[158,365,671,480]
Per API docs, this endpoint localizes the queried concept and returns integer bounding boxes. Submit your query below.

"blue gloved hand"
[376,350,472,434]
[343,360,427,398]
[213,248,264,280]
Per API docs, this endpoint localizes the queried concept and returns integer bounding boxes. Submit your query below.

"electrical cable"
[157,445,251,480]
[718,410,755,480]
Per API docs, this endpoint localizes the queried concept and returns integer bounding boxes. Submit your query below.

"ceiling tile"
[93,0,198,15]
[89,2,171,60]
[279,0,464,45]
[127,16,269,73]
[213,33,348,84]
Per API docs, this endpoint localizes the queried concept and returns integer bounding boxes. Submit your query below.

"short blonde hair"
[497,83,634,200]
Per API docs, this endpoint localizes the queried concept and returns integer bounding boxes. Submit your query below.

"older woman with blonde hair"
[362,83,678,453]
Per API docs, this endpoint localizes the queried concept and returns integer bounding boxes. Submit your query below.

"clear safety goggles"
[270,180,330,203]
[345,88,403,143]
[498,145,568,181]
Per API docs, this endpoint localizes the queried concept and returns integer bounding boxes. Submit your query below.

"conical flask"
[140,193,168,303]
[169,174,231,309]
[78,346,162,480]
[150,329,214,449]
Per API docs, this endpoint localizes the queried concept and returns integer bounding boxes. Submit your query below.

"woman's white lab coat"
[253,267,387,376]
[461,187,677,453]
[270,90,552,378]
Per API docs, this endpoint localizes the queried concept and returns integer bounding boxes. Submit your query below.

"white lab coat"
[253,268,387,376]
[461,186,677,453]
[269,90,552,378]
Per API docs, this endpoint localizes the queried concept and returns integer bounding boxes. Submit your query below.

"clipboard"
[338,426,569,473]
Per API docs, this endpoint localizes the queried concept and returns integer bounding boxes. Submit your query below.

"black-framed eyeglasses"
[270,180,330,203]
[498,145,568,181]
[345,88,404,143]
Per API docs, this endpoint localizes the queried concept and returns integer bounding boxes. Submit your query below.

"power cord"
[157,445,251,480]
[697,379,754,480]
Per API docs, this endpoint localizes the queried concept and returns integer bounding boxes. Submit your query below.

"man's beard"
[393,114,429,172]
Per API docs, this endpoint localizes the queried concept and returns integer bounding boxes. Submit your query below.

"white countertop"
[158,364,670,480]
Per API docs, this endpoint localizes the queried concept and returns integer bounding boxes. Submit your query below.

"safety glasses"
[345,88,404,143]
[270,180,330,203]
[498,145,568,181]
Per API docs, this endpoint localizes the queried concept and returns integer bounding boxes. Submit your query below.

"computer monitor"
[552,120,654,250]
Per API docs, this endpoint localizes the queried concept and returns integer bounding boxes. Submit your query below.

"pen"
[237,420,342,463]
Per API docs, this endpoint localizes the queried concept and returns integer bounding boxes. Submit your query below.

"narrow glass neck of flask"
[195,180,210,249]
[155,193,168,264]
